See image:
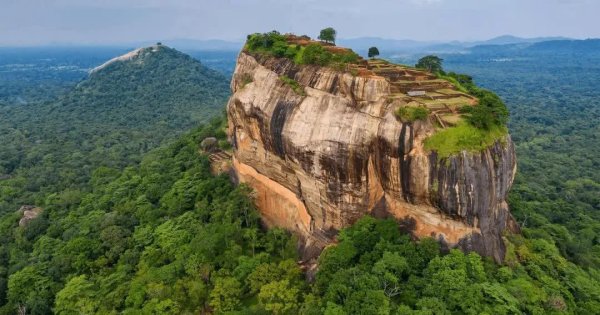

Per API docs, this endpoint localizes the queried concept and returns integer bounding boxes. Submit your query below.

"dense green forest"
[0,118,298,314]
[0,43,599,314]
[0,45,229,217]
[2,117,598,314]
[438,51,600,269]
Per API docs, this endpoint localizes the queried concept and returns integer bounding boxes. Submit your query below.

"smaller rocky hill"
[0,45,230,216]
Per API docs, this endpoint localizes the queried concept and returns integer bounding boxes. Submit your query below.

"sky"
[1,0,599,46]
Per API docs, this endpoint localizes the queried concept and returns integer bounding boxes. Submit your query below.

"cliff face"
[227,52,518,262]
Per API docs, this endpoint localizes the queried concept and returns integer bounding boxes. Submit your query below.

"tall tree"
[209,277,242,312]
[258,280,300,314]
[318,28,337,44]
[368,47,380,59]
[416,55,444,73]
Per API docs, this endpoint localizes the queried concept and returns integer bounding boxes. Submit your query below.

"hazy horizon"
[2,0,600,46]
[0,34,587,48]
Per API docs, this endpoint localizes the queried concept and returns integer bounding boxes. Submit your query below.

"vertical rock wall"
[227,52,518,262]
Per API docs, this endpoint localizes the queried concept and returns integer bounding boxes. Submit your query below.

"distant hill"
[526,38,600,53]
[28,44,229,146]
[469,39,600,55]
[0,44,230,215]
[338,37,438,53]
[469,35,571,46]
[338,35,575,55]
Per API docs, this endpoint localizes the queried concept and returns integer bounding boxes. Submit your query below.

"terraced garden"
[349,57,509,157]
[361,59,479,128]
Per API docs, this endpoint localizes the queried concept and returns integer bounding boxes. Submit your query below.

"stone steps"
[433,113,447,128]
[390,81,454,93]
[208,150,232,162]
[429,93,463,100]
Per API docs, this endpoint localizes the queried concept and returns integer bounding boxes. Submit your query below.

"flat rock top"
[362,59,478,128]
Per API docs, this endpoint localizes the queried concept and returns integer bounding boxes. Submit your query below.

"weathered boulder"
[227,51,518,262]
[18,205,43,227]
[200,137,218,152]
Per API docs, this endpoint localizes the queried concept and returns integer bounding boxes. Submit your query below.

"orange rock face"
[227,51,518,262]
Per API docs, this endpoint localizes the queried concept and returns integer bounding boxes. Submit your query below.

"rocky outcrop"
[18,205,43,227]
[227,51,518,262]
[200,137,219,152]
[89,45,161,74]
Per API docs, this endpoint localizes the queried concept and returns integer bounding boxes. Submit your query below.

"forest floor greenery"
[1,118,599,314]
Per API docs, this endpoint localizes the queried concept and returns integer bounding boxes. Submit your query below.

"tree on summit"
[318,27,337,44]
[416,55,444,73]
[368,46,380,59]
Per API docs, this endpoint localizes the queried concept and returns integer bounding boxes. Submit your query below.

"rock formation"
[90,45,161,74]
[18,205,43,227]
[200,137,219,152]
[227,46,518,262]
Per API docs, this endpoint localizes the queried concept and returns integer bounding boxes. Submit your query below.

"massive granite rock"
[227,51,518,262]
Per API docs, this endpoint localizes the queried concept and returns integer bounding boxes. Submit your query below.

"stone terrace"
[362,59,478,128]
[283,35,478,128]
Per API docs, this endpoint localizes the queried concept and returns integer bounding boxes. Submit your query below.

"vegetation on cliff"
[424,123,507,158]
[245,31,360,69]
[448,72,510,129]
[442,50,600,270]
[421,64,510,158]
[416,55,444,74]
[244,32,511,159]
[317,27,337,44]
[368,46,380,59]
[395,106,429,123]
[279,75,305,96]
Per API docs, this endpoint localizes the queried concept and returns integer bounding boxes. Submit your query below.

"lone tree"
[368,46,380,59]
[318,27,337,44]
[415,55,444,73]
